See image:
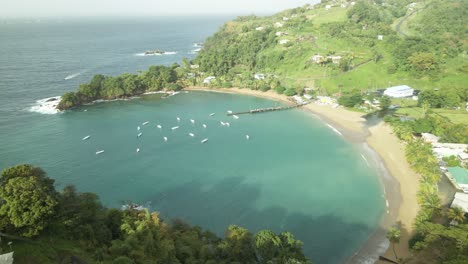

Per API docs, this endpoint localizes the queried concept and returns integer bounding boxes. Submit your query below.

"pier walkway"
[227,102,309,116]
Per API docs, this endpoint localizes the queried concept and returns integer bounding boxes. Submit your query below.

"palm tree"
[447,207,466,225]
[386,227,401,261]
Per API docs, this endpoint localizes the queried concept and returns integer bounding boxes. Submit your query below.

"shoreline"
[185,86,419,263]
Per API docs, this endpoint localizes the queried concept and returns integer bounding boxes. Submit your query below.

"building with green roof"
[446,167,468,193]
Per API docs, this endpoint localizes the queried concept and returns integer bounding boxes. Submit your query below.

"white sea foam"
[64,72,81,80]
[29,96,61,114]
[326,124,343,136]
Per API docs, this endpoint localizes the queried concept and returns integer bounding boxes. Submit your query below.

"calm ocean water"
[0,17,384,263]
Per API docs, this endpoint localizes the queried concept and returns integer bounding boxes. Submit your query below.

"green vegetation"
[58,65,183,110]
[0,164,311,263]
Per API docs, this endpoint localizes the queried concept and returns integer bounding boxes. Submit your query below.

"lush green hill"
[194,0,467,97]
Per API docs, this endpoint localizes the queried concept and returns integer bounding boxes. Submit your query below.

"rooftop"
[451,192,468,213]
[385,85,413,92]
[448,167,468,184]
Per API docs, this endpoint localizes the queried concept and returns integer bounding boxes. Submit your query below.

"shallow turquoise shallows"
[0,17,384,263]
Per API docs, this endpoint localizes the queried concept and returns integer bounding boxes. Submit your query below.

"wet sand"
[184,86,419,263]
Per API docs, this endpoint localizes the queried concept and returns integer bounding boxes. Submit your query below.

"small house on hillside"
[254,73,266,80]
[275,22,284,28]
[279,39,290,45]
[378,35,384,40]
[311,54,324,64]
[255,26,264,31]
[325,5,332,10]
[283,17,289,21]
[446,167,468,193]
[383,85,414,98]
[326,55,342,64]
[203,76,216,84]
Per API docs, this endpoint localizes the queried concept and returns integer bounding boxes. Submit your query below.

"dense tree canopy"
[0,164,58,237]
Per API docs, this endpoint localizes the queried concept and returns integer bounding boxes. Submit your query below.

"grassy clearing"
[395,107,468,124]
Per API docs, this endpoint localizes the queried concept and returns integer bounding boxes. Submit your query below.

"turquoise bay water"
[0,18,384,263]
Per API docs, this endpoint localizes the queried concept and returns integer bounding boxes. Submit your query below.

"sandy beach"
[185,86,420,263]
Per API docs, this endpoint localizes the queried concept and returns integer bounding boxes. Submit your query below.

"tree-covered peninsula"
[0,164,311,263]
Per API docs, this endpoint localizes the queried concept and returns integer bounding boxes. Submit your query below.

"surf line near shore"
[184,86,419,263]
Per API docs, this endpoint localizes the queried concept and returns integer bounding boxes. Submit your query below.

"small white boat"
[96,150,104,155]
[190,119,195,124]
[220,121,226,126]
[246,135,250,140]
[157,125,162,129]
[189,133,195,137]
[82,135,91,140]
[137,126,141,131]
[177,117,181,122]
[227,110,233,114]
[136,148,140,153]
[202,124,207,128]
[225,122,230,127]
[137,132,143,137]
[164,137,168,142]
[171,126,179,130]
[201,138,208,143]
[142,121,150,126]
[209,113,215,116]
[233,115,239,119]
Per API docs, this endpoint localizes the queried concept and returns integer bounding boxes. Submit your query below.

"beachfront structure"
[383,85,414,98]
[451,192,468,213]
[203,76,216,84]
[459,152,468,166]
[432,143,468,159]
[422,133,440,144]
[445,167,468,193]
[254,73,266,80]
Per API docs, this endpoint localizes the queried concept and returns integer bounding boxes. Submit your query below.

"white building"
[326,55,342,64]
[283,17,289,21]
[378,35,384,40]
[203,76,216,84]
[421,133,439,144]
[279,39,290,45]
[275,31,286,36]
[275,22,284,28]
[383,85,414,98]
[254,73,266,80]
[451,192,468,213]
[311,54,324,64]
[325,5,332,10]
[255,26,264,31]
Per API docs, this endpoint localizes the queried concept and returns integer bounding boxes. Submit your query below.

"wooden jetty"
[227,102,309,116]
